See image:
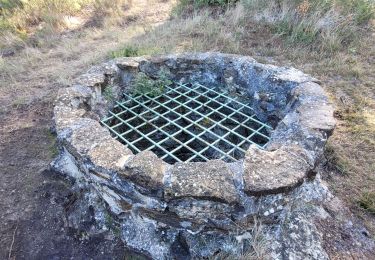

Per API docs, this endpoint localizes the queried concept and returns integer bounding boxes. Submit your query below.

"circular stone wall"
[52,52,335,259]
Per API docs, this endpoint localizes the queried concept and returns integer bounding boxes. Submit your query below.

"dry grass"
[0,0,174,109]
[210,219,269,260]
[0,0,131,49]
[358,192,375,215]
[243,0,374,49]
[0,0,374,240]
[96,0,375,234]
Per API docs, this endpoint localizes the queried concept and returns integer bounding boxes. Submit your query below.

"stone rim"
[53,52,336,204]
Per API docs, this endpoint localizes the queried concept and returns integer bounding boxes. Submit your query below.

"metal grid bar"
[101,82,272,164]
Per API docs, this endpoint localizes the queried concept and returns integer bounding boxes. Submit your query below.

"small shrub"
[352,0,375,24]
[0,0,23,13]
[93,0,129,17]
[110,46,139,58]
[0,16,12,30]
[358,192,375,215]
[195,0,237,7]
[175,0,238,13]
[180,0,237,7]
[110,44,167,58]
[274,19,319,45]
[132,70,171,97]
[45,129,58,158]
[325,143,351,175]
[103,85,114,101]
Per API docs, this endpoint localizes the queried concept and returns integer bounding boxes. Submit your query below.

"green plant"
[174,0,238,14]
[103,85,114,101]
[274,18,319,45]
[195,0,237,6]
[180,0,237,7]
[104,212,122,236]
[358,192,375,215]
[45,129,59,158]
[201,117,213,127]
[109,46,139,58]
[353,0,375,24]
[325,143,352,175]
[132,70,171,97]
[0,0,23,13]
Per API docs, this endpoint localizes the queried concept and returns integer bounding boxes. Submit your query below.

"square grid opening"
[101,82,272,164]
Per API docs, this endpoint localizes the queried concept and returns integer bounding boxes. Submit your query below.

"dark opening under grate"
[101,82,272,164]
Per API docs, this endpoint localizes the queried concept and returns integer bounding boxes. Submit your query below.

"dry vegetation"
[0,0,129,49]
[111,0,375,234]
[0,0,374,255]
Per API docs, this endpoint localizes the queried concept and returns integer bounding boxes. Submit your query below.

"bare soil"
[0,1,173,259]
[0,104,129,259]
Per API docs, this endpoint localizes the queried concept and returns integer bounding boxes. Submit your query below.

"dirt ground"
[0,106,128,259]
[0,1,173,259]
[0,0,374,259]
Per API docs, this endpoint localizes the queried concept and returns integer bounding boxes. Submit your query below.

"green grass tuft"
[132,70,172,97]
[46,129,59,159]
[358,192,375,215]
[109,46,139,58]
[103,85,114,101]
[325,143,352,175]
[179,0,238,8]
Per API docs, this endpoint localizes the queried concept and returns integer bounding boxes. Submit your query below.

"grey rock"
[87,138,133,171]
[243,144,313,195]
[165,160,238,204]
[120,151,167,191]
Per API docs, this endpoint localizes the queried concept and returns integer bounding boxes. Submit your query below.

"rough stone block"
[167,198,233,225]
[64,118,112,158]
[75,72,106,88]
[116,57,146,70]
[297,102,335,134]
[274,67,317,83]
[55,85,93,109]
[165,160,238,204]
[292,82,327,100]
[120,151,167,190]
[88,138,133,171]
[243,145,312,195]
[53,105,87,132]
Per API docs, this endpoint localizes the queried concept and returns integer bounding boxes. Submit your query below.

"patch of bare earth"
[0,1,174,259]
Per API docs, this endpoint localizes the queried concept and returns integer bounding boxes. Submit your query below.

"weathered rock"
[87,138,133,171]
[297,103,336,134]
[273,66,317,83]
[116,59,141,70]
[291,81,327,100]
[167,198,234,229]
[75,72,106,88]
[53,105,87,132]
[120,151,167,191]
[54,85,93,109]
[63,118,113,158]
[243,144,313,195]
[96,185,132,215]
[165,160,238,204]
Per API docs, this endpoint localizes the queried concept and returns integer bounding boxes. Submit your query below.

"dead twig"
[8,225,18,260]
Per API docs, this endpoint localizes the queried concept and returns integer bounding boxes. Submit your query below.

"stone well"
[52,52,336,259]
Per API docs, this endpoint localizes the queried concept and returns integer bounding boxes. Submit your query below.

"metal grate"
[101,82,272,164]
